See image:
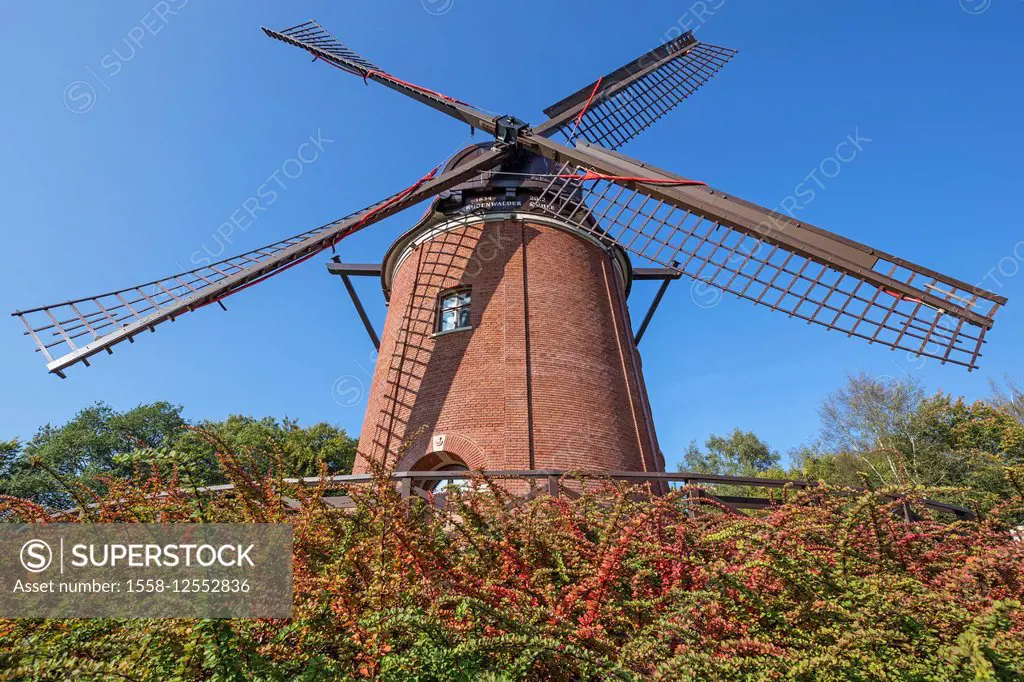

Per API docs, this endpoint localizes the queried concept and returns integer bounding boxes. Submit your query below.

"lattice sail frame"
[261,21,486,129]
[13,150,507,376]
[265,20,381,76]
[530,150,1003,370]
[15,217,356,372]
[536,32,737,150]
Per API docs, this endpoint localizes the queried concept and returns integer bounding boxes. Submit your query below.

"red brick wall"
[354,217,661,474]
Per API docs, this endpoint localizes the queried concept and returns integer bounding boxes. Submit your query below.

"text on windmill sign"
[0,524,292,618]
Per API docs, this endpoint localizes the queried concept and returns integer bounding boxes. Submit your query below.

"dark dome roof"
[444,143,556,193]
[443,142,495,173]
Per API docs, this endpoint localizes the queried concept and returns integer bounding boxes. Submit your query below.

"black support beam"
[326,262,382,277]
[634,277,672,346]
[328,257,381,350]
[633,267,682,281]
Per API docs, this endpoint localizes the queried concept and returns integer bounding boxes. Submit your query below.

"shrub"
[1,439,1022,680]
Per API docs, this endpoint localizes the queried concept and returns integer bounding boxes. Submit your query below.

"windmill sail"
[261,22,489,130]
[527,139,1004,370]
[535,33,736,150]
[262,20,381,76]
[12,149,507,376]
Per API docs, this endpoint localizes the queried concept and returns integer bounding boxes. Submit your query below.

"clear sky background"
[1,1,1021,467]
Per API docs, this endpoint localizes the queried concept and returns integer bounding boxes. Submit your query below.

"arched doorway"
[408,451,474,494]
[418,461,472,494]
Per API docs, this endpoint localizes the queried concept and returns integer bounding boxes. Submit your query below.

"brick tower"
[354,146,664,476]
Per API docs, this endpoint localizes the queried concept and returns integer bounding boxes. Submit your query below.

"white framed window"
[437,288,471,333]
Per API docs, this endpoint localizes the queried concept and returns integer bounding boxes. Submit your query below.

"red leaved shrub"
[1,440,1022,680]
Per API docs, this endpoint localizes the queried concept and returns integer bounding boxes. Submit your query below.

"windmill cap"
[444,143,556,193]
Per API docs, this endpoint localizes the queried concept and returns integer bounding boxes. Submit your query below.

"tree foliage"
[989,377,1024,425]
[682,429,782,478]
[0,403,357,508]
[797,373,1024,515]
[678,375,1024,518]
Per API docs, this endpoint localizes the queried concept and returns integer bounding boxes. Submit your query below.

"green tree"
[1,403,358,509]
[681,428,781,477]
[167,415,357,483]
[812,373,958,487]
[0,439,19,471]
[989,377,1024,424]
[0,402,186,507]
[798,373,1024,510]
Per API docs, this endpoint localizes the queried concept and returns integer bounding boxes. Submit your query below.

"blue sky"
[1,1,1021,467]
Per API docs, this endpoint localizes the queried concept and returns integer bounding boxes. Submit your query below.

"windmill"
[12,18,1006,479]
